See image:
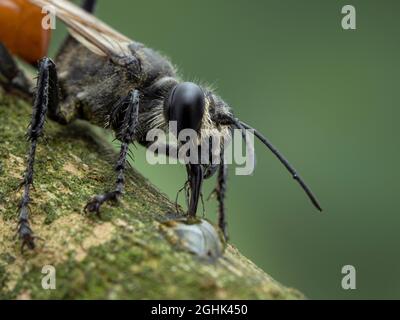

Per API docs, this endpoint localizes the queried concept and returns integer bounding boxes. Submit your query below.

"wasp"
[0,0,322,251]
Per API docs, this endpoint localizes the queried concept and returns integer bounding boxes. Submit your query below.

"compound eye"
[166,82,205,133]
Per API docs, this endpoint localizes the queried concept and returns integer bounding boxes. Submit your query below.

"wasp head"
[164,82,206,134]
[163,82,233,142]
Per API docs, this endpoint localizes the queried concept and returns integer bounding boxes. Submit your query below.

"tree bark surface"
[0,91,303,299]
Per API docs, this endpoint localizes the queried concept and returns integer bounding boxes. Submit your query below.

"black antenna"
[232,118,322,212]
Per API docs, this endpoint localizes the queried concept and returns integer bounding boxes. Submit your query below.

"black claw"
[84,191,121,216]
[18,223,36,252]
[84,196,102,215]
[21,236,35,253]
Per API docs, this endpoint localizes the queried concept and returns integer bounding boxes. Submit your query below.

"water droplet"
[162,218,225,260]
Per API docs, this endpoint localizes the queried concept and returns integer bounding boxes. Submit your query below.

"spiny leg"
[0,42,32,98]
[85,90,139,214]
[18,58,59,251]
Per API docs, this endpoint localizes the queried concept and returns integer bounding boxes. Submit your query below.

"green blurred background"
[48,0,400,299]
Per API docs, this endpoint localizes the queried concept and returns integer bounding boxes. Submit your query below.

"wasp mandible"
[0,0,322,251]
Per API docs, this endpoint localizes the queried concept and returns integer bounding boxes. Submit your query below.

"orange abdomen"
[0,0,51,64]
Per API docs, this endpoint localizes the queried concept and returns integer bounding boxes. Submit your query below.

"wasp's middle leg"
[85,90,139,214]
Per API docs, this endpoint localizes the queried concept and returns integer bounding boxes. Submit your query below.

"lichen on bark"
[0,90,303,300]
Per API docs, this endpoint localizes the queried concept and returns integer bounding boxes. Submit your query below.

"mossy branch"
[0,90,303,299]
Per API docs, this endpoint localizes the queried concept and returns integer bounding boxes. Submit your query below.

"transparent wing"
[30,0,133,61]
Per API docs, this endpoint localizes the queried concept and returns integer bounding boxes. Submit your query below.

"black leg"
[85,90,139,214]
[0,42,32,98]
[18,58,59,251]
[216,161,228,240]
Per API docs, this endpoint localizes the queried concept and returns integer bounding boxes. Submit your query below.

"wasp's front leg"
[18,57,59,251]
[85,90,139,215]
